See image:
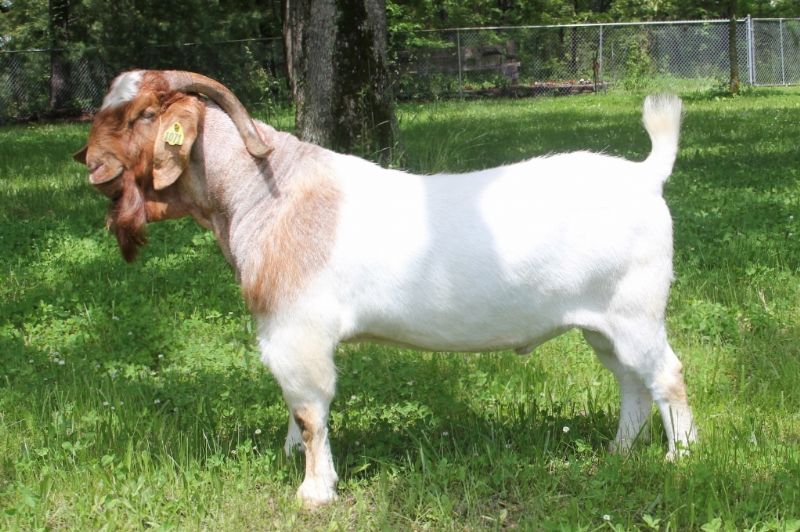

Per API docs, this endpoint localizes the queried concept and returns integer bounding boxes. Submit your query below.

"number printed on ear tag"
[164,122,184,146]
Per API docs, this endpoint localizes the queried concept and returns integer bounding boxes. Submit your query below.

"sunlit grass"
[2,88,800,529]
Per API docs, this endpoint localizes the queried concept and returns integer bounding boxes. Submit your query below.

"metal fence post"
[779,18,786,85]
[598,25,604,88]
[456,29,463,98]
[746,15,756,85]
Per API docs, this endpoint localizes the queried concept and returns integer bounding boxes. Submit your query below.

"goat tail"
[642,93,682,192]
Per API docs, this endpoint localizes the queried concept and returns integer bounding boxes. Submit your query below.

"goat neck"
[189,103,341,315]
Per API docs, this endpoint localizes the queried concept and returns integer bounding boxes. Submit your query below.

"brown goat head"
[75,70,270,262]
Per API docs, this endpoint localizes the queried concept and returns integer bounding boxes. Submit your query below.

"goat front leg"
[259,325,339,508]
[284,414,303,456]
[292,403,337,507]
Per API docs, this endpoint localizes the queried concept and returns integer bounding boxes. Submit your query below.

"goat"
[75,70,697,508]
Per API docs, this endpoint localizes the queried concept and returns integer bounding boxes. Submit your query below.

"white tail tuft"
[642,93,682,192]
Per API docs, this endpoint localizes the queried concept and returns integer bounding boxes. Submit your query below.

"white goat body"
[324,150,670,351]
[78,72,696,508]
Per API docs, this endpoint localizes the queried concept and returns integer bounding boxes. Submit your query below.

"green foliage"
[395,73,461,101]
[2,89,800,528]
[0,0,281,51]
[387,0,800,28]
[620,31,655,89]
[4,1,797,58]
[2,0,799,60]
[0,1,289,119]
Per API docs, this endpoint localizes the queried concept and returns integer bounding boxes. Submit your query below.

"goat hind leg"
[583,329,653,453]
[649,343,697,459]
[605,324,697,459]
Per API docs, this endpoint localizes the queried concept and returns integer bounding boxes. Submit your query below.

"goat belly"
[329,154,673,352]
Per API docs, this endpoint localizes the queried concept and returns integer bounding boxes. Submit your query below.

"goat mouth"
[92,172,125,199]
[89,163,124,185]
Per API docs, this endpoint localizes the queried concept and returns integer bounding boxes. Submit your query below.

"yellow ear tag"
[164,122,185,146]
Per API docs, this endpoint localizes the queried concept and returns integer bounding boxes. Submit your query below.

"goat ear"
[73,146,88,165]
[152,97,202,191]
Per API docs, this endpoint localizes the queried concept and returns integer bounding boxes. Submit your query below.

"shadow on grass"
[681,86,800,103]
[2,208,619,490]
[3,314,623,497]
[399,104,648,173]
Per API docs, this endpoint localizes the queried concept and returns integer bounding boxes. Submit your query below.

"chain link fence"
[0,38,287,123]
[395,17,800,99]
[750,18,800,85]
[1,18,799,122]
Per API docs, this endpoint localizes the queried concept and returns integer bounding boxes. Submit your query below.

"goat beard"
[107,170,148,262]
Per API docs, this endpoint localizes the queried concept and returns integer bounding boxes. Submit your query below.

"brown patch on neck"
[239,165,341,314]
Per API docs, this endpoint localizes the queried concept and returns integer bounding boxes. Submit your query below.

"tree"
[671,0,748,94]
[284,0,395,164]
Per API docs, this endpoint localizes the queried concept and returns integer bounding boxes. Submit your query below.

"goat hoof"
[297,480,337,509]
[665,447,691,462]
[607,441,630,455]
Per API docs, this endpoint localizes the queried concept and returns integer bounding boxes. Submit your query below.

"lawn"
[1,88,799,530]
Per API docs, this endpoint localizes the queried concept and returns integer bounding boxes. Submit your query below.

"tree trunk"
[48,0,71,112]
[728,0,740,94]
[284,0,396,165]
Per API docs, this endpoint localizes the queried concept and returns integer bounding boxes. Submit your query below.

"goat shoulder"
[195,107,343,315]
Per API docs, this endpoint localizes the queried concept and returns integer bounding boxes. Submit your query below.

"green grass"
[2,88,800,530]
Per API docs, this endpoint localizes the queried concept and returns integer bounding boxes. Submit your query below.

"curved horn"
[161,71,271,158]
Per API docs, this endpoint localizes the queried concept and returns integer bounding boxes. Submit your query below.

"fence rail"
[1,17,799,122]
